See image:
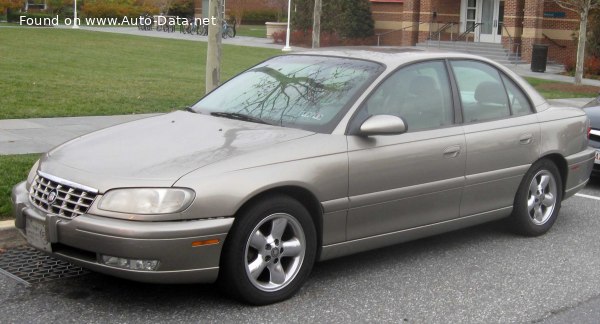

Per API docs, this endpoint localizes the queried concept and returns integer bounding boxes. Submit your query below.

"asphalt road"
[1,179,600,323]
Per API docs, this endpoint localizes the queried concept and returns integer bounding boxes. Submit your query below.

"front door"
[346,61,466,240]
[478,0,503,43]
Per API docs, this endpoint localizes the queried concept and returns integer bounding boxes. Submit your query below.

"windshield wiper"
[210,112,272,125]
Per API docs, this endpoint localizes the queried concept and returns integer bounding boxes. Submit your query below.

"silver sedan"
[11,48,595,305]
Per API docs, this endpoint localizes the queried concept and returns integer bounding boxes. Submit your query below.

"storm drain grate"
[0,246,89,284]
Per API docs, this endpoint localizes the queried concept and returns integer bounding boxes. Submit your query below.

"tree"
[47,0,72,16]
[554,0,600,84]
[1,0,24,16]
[339,0,374,38]
[206,0,222,93]
[292,0,373,42]
[312,0,321,48]
[167,0,193,17]
[588,8,600,57]
[144,0,174,14]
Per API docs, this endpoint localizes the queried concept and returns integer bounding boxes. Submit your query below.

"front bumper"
[11,181,233,283]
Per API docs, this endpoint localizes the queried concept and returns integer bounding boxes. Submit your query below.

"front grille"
[29,172,98,218]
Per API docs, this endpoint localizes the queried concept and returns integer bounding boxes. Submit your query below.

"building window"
[466,0,477,32]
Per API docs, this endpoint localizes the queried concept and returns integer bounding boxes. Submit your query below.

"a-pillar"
[401,0,421,46]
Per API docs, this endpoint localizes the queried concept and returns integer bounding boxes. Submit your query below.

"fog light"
[100,255,159,271]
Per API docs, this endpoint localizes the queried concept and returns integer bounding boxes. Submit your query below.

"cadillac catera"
[12,48,595,304]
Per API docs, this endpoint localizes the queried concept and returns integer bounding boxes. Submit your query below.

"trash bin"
[531,44,549,73]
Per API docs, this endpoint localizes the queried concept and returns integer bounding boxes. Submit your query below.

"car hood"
[39,111,314,191]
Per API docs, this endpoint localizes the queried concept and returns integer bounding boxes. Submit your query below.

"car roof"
[292,46,492,67]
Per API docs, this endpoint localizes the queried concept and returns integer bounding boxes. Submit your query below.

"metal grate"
[0,246,89,284]
[29,171,98,218]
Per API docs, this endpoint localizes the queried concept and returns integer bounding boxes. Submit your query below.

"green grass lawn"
[525,77,599,99]
[0,27,278,119]
[236,24,266,38]
[0,154,41,220]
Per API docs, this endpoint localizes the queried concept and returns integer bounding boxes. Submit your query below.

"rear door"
[449,60,540,216]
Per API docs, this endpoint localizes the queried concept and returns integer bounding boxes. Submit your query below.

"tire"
[510,159,563,236]
[219,194,317,305]
[227,27,235,38]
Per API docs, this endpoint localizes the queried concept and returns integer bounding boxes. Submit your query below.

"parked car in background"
[583,94,600,176]
[11,48,595,305]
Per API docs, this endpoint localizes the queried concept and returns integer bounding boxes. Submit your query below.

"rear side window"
[501,74,532,116]
[450,60,510,123]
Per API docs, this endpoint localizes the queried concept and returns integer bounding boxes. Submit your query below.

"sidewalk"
[509,63,600,87]
[57,25,293,50]
[0,114,159,155]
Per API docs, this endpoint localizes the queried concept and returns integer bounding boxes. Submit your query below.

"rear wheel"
[226,26,235,38]
[219,194,317,305]
[510,159,563,236]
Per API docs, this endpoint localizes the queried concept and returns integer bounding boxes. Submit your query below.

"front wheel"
[510,159,563,236]
[219,194,317,305]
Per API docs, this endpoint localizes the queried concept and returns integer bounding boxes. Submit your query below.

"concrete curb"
[0,220,26,250]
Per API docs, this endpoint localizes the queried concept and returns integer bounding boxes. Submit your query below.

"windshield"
[191,55,384,133]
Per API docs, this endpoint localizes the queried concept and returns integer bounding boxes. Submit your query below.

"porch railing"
[429,22,459,43]
[455,22,482,42]
[500,22,520,65]
[542,33,567,49]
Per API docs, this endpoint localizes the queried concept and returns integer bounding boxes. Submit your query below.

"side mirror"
[358,115,407,136]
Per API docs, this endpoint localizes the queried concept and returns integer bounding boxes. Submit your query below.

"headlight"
[27,160,40,184]
[98,188,195,214]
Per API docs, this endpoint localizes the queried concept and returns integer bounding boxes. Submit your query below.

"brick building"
[371,0,579,63]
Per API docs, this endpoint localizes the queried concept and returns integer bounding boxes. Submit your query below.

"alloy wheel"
[244,213,306,292]
[527,170,558,225]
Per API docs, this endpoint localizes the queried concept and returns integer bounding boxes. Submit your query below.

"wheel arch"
[232,185,324,259]
[538,153,568,195]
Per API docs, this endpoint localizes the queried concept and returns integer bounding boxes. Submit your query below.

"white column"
[72,0,79,29]
[282,0,292,51]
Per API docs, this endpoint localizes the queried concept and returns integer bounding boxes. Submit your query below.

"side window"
[450,60,510,123]
[501,74,532,116]
[362,61,454,132]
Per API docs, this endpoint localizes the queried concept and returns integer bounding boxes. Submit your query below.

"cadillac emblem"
[47,190,58,205]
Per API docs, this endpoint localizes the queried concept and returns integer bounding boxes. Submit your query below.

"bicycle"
[138,14,152,31]
[180,17,193,34]
[222,19,235,39]
[197,24,208,36]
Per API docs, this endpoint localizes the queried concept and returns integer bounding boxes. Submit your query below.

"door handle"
[519,133,533,145]
[443,145,461,158]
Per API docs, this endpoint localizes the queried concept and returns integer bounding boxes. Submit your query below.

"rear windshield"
[191,55,384,133]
